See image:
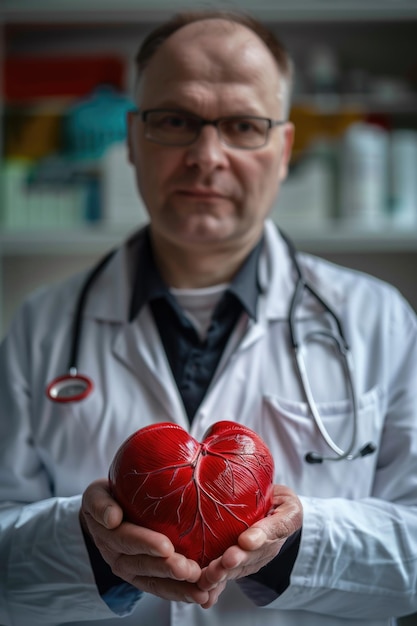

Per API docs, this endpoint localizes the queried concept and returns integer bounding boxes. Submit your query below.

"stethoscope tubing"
[281,229,375,463]
[68,249,116,373]
[45,228,376,462]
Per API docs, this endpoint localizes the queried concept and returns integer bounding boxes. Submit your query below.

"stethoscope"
[45,249,116,403]
[280,231,376,464]
[45,230,376,464]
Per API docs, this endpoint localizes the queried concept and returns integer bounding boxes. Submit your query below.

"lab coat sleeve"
[273,497,417,619]
[0,497,140,624]
[260,290,417,619]
[0,301,141,625]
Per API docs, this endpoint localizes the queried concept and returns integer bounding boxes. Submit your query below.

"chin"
[172,213,237,241]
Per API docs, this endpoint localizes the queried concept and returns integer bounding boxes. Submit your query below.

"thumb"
[237,526,268,551]
[238,485,303,551]
[81,478,123,530]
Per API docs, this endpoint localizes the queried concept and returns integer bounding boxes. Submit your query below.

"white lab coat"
[0,221,416,626]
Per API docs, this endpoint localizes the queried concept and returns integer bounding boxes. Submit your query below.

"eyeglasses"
[139,109,286,149]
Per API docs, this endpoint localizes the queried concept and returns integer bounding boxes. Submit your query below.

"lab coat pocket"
[260,386,384,499]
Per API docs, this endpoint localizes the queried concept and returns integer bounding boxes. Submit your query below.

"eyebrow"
[141,104,268,118]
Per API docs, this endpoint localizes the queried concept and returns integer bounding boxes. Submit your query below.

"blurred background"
[0,0,417,336]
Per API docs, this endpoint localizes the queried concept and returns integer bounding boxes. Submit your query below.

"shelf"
[293,94,417,115]
[289,224,417,253]
[1,221,416,256]
[1,1,416,336]
[5,93,416,115]
[2,0,417,23]
[0,225,133,256]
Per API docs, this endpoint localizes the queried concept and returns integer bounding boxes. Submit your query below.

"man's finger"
[81,479,123,529]
[238,485,303,549]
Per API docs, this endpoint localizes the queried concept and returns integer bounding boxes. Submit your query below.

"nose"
[184,124,229,172]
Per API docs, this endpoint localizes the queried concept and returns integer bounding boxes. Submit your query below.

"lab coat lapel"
[79,229,188,427]
[111,308,189,429]
[198,222,293,361]
[81,246,131,322]
[261,221,345,321]
[234,222,346,355]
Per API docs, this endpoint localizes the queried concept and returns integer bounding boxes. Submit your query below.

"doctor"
[1,9,417,626]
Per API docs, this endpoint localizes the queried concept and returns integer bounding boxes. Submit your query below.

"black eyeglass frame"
[137,109,287,149]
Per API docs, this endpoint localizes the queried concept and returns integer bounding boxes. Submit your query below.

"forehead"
[138,20,283,114]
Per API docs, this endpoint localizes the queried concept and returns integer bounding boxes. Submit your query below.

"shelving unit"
[1,221,417,256]
[1,0,417,334]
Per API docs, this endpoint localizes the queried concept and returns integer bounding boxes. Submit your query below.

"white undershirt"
[170,283,229,341]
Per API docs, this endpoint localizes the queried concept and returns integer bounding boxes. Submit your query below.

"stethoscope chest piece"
[46,371,94,403]
[45,249,115,404]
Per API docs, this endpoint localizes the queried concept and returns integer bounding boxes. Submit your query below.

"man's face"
[128,19,294,256]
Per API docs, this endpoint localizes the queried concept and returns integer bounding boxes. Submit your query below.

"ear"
[126,110,137,165]
[278,122,295,182]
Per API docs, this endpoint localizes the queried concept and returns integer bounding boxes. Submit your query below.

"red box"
[4,55,125,102]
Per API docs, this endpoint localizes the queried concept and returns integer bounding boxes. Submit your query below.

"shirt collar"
[129,226,262,322]
[227,236,263,320]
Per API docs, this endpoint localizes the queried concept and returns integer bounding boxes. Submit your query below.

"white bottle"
[390,130,417,228]
[339,122,389,228]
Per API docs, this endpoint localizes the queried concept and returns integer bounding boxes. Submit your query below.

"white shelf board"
[1,221,416,255]
[0,225,135,256]
[2,0,417,22]
[289,225,417,253]
[293,93,417,115]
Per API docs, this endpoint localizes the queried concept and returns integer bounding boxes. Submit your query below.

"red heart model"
[109,420,274,567]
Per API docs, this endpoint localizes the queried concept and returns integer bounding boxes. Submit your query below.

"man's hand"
[80,479,226,606]
[197,485,303,606]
